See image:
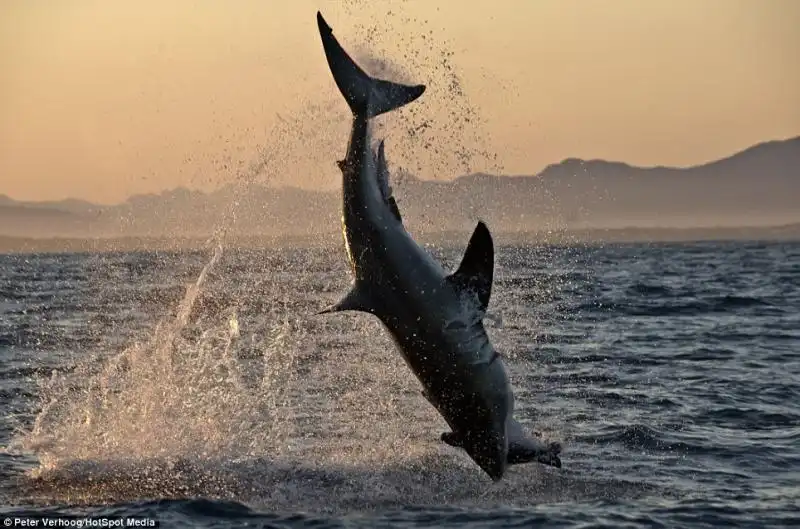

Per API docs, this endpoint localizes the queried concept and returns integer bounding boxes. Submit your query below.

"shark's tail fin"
[317,12,425,118]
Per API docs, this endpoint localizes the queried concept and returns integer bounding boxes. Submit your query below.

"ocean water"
[0,240,798,527]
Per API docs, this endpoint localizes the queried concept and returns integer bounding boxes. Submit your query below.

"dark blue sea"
[1,240,798,527]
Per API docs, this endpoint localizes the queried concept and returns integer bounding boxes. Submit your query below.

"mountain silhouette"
[1,136,798,241]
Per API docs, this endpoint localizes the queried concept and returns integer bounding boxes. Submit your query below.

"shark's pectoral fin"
[441,429,562,468]
[506,419,563,468]
[317,284,375,315]
[508,440,562,468]
[446,221,494,312]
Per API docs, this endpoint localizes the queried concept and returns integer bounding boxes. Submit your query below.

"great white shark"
[315,11,562,481]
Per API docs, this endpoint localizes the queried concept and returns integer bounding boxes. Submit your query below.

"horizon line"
[2,133,797,207]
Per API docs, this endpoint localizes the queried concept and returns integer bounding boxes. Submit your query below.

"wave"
[692,407,800,430]
[626,283,675,297]
[577,424,707,454]
[576,294,775,317]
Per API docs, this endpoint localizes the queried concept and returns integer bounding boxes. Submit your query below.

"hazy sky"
[2,0,798,203]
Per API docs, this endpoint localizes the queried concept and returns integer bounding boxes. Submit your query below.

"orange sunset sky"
[1,0,798,204]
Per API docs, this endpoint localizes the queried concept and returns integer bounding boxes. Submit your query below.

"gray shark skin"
[316,11,561,481]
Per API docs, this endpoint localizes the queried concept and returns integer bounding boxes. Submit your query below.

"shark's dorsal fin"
[445,221,494,312]
[387,197,402,223]
[375,140,403,223]
[317,284,374,315]
[376,140,391,198]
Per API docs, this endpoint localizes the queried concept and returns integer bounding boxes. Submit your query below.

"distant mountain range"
[1,136,798,242]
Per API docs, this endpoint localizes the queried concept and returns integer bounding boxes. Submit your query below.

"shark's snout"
[465,427,509,482]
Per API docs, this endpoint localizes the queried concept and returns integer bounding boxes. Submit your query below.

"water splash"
[341,0,503,181]
[18,251,297,468]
